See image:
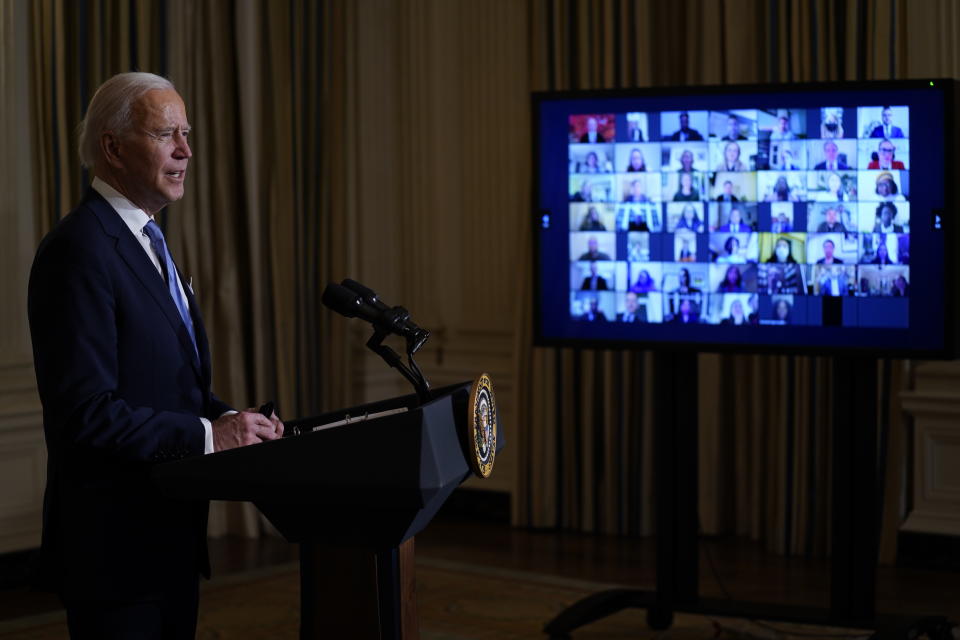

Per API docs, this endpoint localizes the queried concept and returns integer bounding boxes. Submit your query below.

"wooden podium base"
[300,537,418,640]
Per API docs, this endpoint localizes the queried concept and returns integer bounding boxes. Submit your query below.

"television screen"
[533,80,957,357]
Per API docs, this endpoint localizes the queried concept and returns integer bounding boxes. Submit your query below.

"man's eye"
[158,132,173,141]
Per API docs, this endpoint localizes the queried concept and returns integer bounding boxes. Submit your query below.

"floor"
[1,506,958,630]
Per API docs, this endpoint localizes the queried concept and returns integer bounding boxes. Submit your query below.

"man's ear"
[101,132,124,169]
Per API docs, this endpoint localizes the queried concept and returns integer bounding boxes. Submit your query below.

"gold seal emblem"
[467,373,497,478]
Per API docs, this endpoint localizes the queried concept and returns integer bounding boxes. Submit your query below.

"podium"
[152,380,503,640]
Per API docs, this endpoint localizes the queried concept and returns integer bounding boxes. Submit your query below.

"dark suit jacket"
[870,125,904,138]
[28,187,231,601]
[813,160,849,170]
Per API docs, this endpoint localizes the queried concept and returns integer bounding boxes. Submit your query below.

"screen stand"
[543,353,944,639]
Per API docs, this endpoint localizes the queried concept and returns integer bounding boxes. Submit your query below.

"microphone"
[322,281,430,354]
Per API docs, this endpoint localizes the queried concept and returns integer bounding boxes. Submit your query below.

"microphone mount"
[323,280,432,404]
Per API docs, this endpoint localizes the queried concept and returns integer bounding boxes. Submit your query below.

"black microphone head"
[341,279,389,310]
[322,283,365,318]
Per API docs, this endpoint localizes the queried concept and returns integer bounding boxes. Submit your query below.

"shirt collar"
[91,176,154,237]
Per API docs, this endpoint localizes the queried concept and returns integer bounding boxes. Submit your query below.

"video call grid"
[565,107,911,327]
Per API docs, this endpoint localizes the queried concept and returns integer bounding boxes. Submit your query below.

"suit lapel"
[85,189,203,380]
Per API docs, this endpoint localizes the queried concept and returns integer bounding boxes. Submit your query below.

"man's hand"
[212,409,284,452]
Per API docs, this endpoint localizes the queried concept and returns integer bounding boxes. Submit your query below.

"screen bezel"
[531,79,958,358]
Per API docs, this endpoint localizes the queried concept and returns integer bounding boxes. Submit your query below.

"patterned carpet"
[0,556,869,639]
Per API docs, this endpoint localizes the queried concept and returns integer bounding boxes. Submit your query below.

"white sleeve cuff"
[203,410,239,454]
[200,417,214,455]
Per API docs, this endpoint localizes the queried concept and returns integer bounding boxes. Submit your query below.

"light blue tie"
[143,220,198,358]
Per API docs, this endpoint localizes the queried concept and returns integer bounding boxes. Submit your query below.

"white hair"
[77,72,175,169]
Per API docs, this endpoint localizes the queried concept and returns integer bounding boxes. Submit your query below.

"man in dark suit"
[580,262,609,290]
[812,140,849,171]
[664,111,704,141]
[617,292,645,323]
[28,72,283,639]
[579,116,606,143]
[869,107,905,138]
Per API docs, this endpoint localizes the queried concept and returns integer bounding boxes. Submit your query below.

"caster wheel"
[647,606,674,631]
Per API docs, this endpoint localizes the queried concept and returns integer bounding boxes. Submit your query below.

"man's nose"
[174,132,192,159]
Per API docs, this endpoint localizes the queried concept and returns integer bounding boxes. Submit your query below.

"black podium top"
[152,382,503,548]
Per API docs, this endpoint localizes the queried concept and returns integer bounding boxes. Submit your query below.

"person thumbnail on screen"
[861,232,909,265]
[668,202,706,233]
[662,143,708,172]
[619,291,645,322]
[710,171,757,202]
[666,171,704,202]
[759,260,807,295]
[858,170,907,202]
[861,201,909,234]
[810,139,854,171]
[712,263,757,293]
[617,291,663,323]
[711,203,757,232]
[766,140,805,171]
[628,262,663,294]
[627,232,651,262]
[666,296,701,324]
[572,260,616,291]
[857,265,910,296]
[624,112,648,142]
[674,231,698,262]
[814,264,855,296]
[661,110,707,141]
[570,114,616,143]
[569,176,615,202]
[710,293,753,326]
[569,144,613,174]
[858,105,908,139]
[571,203,615,231]
[617,143,662,172]
[759,171,805,202]
[712,140,757,172]
[768,202,794,232]
[807,202,855,232]
[809,233,857,265]
[710,232,757,264]
[619,174,661,203]
[766,295,795,325]
[762,232,807,264]
[820,107,846,138]
[571,291,616,321]
[759,108,806,141]
[570,232,616,261]
[617,203,662,232]
[864,139,907,170]
[710,111,757,141]
[808,171,857,202]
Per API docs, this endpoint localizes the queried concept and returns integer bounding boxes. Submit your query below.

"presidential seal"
[467,373,497,478]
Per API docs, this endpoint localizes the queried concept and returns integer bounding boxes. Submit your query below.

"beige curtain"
[515,0,922,558]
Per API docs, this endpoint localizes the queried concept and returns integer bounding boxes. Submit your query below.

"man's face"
[824,141,838,162]
[823,240,835,258]
[882,108,893,125]
[881,207,893,225]
[679,113,689,128]
[778,116,789,132]
[727,116,738,135]
[825,208,838,224]
[729,208,741,224]
[625,293,638,312]
[110,89,192,214]
[632,180,645,197]
[588,237,598,252]
[587,117,598,133]
[723,181,733,194]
